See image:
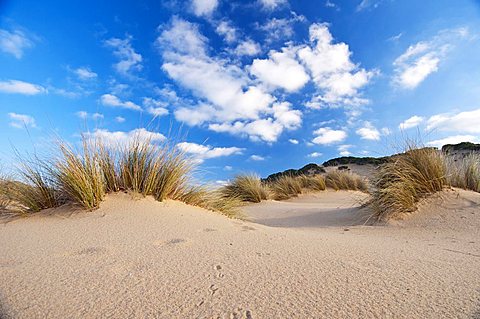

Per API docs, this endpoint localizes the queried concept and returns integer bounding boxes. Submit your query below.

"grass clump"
[370,146,446,221]
[221,174,268,203]
[269,175,302,200]
[446,153,480,192]
[325,170,368,192]
[297,174,326,191]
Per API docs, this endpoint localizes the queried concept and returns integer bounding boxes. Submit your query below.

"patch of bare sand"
[0,191,479,318]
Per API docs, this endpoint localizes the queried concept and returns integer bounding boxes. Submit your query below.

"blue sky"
[1,0,480,183]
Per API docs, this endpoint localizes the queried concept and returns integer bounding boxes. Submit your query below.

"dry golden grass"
[221,174,268,203]
[297,174,326,191]
[269,175,302,200]
[370,146,446,221]
[446,153,480,192]
[53,139,106,210]
[325,170,368,192]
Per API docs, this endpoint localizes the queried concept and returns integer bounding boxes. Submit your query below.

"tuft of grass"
[221,174,268,203]
[370,146,446,220]
[297,174,326,191]
[7,155,60,213]
[53,139,105,210]
[325,170,368,192]
[269,175,302,200]
[446,153,480,192]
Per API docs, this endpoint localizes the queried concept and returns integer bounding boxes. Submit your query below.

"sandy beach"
[1,189,479,318]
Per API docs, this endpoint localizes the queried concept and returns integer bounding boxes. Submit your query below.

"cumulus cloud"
[250,46,309,92]
[100,94,142,111]
[250,154,265,161]
[289,139,299,144]
[399,115,424,130]
[105,36,142,76]
[356,121,380,140]
[191,0,218,16]
[426,108,480,133]
[87,128,166,147]
[115,116,126,123]
[8,112,36,129]
[143,97,169,117]
[258,0,288,10]
[426,135,479,148]
[298,23,375,109]
[0,80,46,95]
[216,21,237,43]
[312,127,347,145]
[257,14,305,42]
[177,142,244,163]
[337,144,353,156]
[157,18,302,142]
[393,28,468,89]
[74,67,97,80]
[234,39,261,56]
[0,28,34,59]
[308,152,322,158]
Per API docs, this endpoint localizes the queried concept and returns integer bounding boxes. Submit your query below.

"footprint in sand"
[152,238,186,247]
[241,225,256,231]
[75,246,107,256]
[203,228,217,232]
[215,264,225,278]
[228,309,254,319]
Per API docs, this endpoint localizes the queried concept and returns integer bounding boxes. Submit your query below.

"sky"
[1,0,480,184]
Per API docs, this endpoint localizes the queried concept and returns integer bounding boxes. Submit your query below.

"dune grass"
[221,174,268,203]
[446,153,480,192]
[269,175,302,200]
[325,170,368,192]
[297,174,326,191]
[370,146,446,221]
[0,134,241,217]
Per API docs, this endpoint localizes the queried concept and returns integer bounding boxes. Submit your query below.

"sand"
[1,189,480,318]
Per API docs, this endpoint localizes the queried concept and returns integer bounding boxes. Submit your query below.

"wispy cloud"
[74,67,97,80]
[191,0,219,16]
[258,0,288,11]
[249,154,265,161]
[8,112,36,129]
[399,115,424,130]
[0,27,35,59]
[0,80,46,95]
[100,94,142,111]
[104,36,142,76]
[177,142,244,163]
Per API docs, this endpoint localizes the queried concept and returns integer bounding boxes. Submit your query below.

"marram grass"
[221,174,268,203]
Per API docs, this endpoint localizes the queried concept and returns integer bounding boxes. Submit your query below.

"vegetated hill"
[263,142,478,182]
[442,142,480,154]
[263,163,326,182]
[322,156,391,167]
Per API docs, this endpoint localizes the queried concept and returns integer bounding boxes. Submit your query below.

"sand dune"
[1,190,480,318]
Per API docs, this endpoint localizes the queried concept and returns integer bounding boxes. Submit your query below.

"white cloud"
[0,80,46,95]
[308,152,322,158]
[92,113,103,120]
[100,94,142,111]
[250,155,265,161]
[216,21,236,43]
[288,139,299,144]
[298,23,375,109]
[393,28,468,89]
[115,116,126,123]
[224,165,233,171]
[258,0,288,10]
[0,28,34,59]
[234,39,261,56]
[399,115,424,130]
[356,121,380,140]
[75,111,103,120]
[191,0,218,16]
[8,113,36,129]
[76,111,88,119]
[250,46,309,92]
[257,14,304,42]
[356,0,383,11]
[177,142,244,163]
[312,127,347,145]
[325,0,338,9]
[87,128,166,147]
[157,18,302,142]
[426,135,479,148]
[104,36,142,76]
[74,67,97,80]
[143,97,169,117]
[337,144,353,156]
[426,108,480,133]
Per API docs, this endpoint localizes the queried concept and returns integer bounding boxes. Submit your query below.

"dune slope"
[1,190,480,318]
